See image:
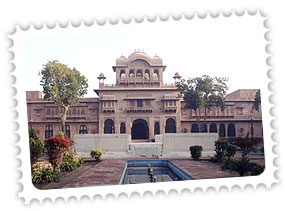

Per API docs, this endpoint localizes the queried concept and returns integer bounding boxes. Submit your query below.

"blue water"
[119,160,194,184]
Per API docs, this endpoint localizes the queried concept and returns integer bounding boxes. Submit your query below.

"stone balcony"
[46,114,86,120]
[102,106,116,113]
[127,106,152,112]
[163,106,177,112]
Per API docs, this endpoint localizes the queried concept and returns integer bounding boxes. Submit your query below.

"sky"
[20,14,267,97]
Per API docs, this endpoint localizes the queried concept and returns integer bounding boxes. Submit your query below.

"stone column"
[99,119,104,134]
[217,123,220,137]
[115,119,120,134]
[176,117,180,133]
[149,117,154,140]
[162,117,166,134]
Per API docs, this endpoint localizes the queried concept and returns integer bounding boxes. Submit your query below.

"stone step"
[131,139,150,143]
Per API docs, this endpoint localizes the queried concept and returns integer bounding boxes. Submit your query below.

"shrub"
[226,144,238,158]
[32,167,59,184]
[231,134,259,159]
[59,151,84,172]
[45,134,69,170]
[29,138,44,164]
[29,129,44,164]
[77,156,84,165]
[190,145,203,161]
[60,152,77,172]
[249,163,265,176]
[221,157,251,176]
[221,157,237,171]
[29,128,39,140]
[211,139,238,163]
[222,157,264,176]
[90,149,103,161]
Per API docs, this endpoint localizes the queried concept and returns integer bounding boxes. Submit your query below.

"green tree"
[40,60,88,136]
[252,89,261,112]
[29,128,44,164]
[178,75,228,132]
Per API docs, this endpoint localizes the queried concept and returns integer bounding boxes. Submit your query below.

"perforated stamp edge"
[7,9,278,205]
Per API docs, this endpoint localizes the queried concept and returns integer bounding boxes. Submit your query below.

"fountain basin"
[119,160,194,184]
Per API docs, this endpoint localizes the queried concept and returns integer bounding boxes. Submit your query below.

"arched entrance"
[104,119,114,134]
[165,118,176,133]
[131,119,149,140]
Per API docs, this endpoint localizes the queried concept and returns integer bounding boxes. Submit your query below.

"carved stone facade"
[26,51,263,141]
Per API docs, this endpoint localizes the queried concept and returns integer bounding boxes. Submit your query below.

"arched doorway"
[131,119,149,139]
[209,123,217,133]
[165,118,176,133]
[104,119,114,134]
[219,123,226,137]
[228,123,236,137]
[191,124,199,133]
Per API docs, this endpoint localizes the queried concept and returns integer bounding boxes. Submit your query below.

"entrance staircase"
[131,139,151,143]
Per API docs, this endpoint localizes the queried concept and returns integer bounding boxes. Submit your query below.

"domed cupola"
[151,54,163,65]
[116,55,128,66]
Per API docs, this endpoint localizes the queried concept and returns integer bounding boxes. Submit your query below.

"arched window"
[165,118,176,133]
[154,122,160,135]
[191,124,199,133]
[129,69,135,78]
[104,119,114,134]
[79,125,88,134]
[219,123,226,137]
[45,125,53,138]
[144,69,150,80]
[228,123,236,137]
[201,123,208,133]
[209,123,217,133]
[120,122,126,134]
[65,125,70,138]
[153,69,159,79]
[120,70,126,79]
[136,69,142,77]
[47,109,51,115]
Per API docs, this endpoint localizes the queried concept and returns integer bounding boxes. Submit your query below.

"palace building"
[26,50,263,142]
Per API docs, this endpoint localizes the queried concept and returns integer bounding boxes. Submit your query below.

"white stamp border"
[8,9,278,204]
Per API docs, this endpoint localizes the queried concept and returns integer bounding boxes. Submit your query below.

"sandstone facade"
[26,51,263,142]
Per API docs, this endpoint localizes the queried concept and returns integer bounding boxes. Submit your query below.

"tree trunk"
[203,107,208,132]
[59,106,68,136]
[194,109,201,132]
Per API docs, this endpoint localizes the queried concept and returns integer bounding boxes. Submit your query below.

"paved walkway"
[61,158,240,189]
[37,156,264,189]
[63,159,126,188]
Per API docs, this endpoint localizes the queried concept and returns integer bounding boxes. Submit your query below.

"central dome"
[128,50,150,59]
[115,50,164,67]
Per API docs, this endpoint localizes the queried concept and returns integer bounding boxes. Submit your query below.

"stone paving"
[60,159,239,189]
[63,159,126,188]
[37,156,264,189]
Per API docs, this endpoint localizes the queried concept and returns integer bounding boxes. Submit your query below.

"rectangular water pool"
[119,160,194,184]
